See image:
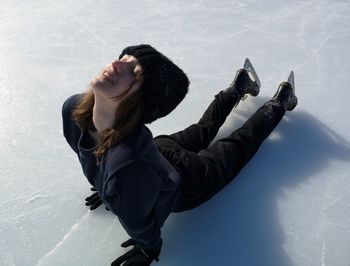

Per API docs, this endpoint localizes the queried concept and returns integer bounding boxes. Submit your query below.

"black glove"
[85,187,110,211]
[111,239,161,266]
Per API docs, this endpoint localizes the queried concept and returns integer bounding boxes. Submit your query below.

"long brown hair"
[72,82,144,164]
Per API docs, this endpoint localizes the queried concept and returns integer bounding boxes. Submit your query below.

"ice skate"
[272,71,298,111]
[224,58,260,99]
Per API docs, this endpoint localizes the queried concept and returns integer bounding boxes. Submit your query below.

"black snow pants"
[153,90,285,212]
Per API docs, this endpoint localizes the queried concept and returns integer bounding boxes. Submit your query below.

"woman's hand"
[111,239,161,266]
[85,187,110,211]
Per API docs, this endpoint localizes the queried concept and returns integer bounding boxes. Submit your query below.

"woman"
[62,44,297,265]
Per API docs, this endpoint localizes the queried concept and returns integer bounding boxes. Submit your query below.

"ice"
[1,0,350,265]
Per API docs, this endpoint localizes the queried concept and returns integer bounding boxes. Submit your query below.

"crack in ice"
[321,238,327,266]
[36,211,91,266]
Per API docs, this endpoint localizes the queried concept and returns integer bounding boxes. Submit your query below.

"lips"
[102,71,114,85]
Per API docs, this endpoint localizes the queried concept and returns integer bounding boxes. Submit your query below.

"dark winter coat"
[62,94,181,251]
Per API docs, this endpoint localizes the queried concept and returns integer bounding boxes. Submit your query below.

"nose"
[112,60,124,74]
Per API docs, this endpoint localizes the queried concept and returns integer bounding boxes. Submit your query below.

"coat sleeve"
[62,94,83,155]
[102,159,163,251]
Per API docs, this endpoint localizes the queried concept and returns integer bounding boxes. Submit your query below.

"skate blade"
[244,58,261,88]
[287,71,295,91]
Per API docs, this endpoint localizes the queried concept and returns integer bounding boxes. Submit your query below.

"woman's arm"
[62,94,84,154]
[103,159,163,251]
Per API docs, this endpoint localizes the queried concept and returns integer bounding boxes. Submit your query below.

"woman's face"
[91,54,143,99]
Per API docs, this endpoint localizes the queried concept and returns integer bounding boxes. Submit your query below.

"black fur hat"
[119,44,189,124]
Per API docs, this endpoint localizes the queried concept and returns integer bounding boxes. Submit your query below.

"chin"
[90,78,111,90]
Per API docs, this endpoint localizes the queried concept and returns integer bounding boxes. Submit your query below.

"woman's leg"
[170,81,296,212]
[165,91,241,153]
[201,101,285,181]
[154,69,260,153]
[174,100,286,212]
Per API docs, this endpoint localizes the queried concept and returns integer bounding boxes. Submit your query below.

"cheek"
[116,76,135,91]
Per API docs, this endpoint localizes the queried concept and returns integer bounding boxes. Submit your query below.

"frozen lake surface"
[1,0,350,265]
